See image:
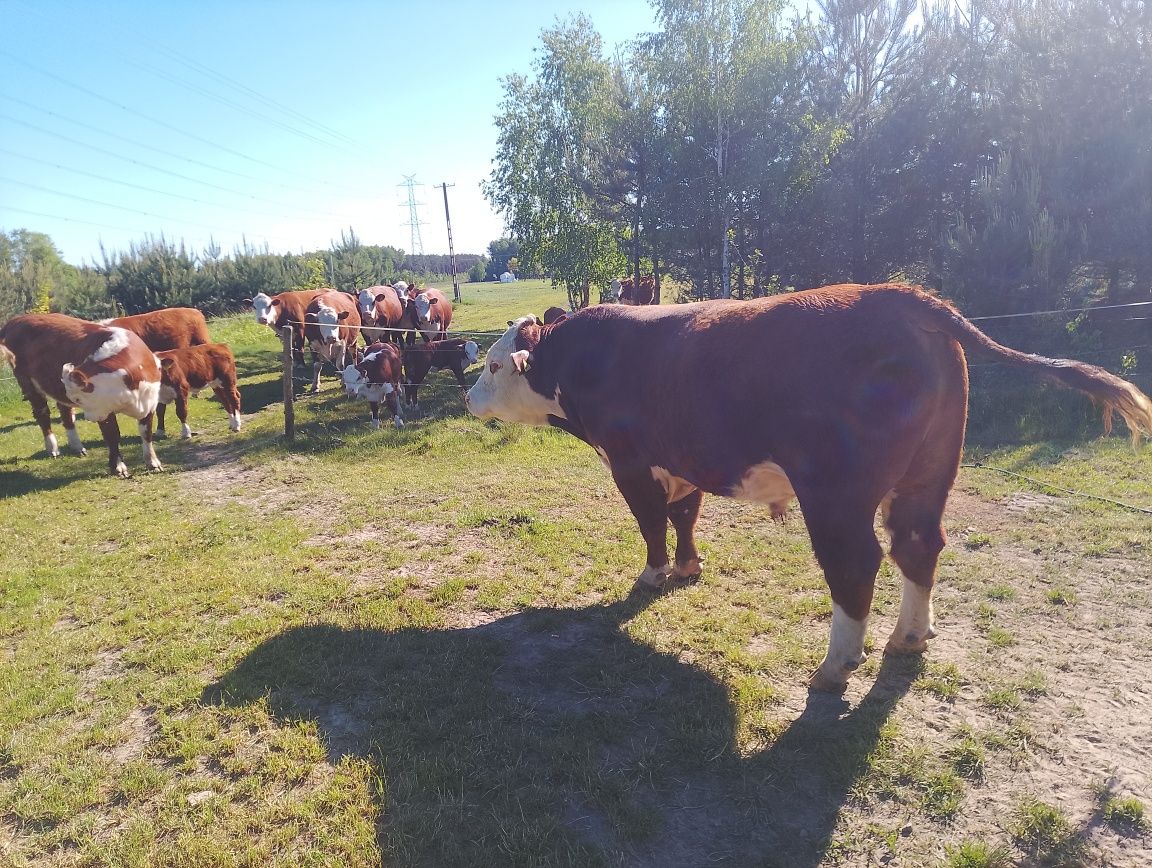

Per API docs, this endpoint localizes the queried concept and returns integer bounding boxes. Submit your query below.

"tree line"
[0,227,486,320]
[485,0,1152,326]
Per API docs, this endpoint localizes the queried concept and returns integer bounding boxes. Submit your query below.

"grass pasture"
[1,280,1151,866]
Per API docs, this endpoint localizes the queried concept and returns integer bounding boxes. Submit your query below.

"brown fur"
[108,307,209,351]
[401,338,473,406]
[361,285,405,344]
[398,288,453,342]
[156,343,241,435]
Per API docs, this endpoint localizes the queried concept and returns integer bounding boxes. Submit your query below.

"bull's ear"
[375,293,387,303]
[271,298,282,307]
[535,316,544,326]
[510,350,532,374]
[338,311,350,320]
[242,298,254,309]
[507,320,515,327]
[160,357,176,371]
[429,297,438,305]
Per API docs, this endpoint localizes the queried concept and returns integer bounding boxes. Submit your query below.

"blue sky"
[0,0,660,265]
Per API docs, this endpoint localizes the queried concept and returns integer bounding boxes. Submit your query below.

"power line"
[400,176,428,258]
[0,147,343,224]
[0,92,367,199]
[0,205,150,236]
[0,114,349,220]
[0,48,369,196]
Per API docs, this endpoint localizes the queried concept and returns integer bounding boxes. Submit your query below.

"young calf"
[248,289,324,366]
[401,338,479,410]
[341,341,405,429]
[303,290,361,393]
[155,343,242,439]
[0,313,162,477]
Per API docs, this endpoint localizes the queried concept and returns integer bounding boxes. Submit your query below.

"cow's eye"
[489,361,503,374]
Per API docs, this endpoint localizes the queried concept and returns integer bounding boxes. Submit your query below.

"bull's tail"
[913,291,1152,442]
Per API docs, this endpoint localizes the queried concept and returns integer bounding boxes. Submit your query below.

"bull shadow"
[205,587,922,867]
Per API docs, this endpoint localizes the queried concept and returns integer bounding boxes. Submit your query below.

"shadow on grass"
[0,464,103,497]
[206,587,921,867]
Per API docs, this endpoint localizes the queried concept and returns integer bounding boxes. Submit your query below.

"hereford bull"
[398,287,452,343]
[465,283,1152,694]
[0,313,163,477]
[155,343,242,439]
[303,290,361,393]
[341,341,404,428]
[356,285,405,345]
[107,307,210,350]
[248,289,324,365]
[401,338,479,410]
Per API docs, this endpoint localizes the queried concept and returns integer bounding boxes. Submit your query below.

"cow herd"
[247,281,477,429]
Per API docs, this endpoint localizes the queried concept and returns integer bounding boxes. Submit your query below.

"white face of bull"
[463,340,479,366]
[357,288,376,319]
[412,292,432,324]
[251,292,277,327]
[315,301,342,343]
[465,317,565,426]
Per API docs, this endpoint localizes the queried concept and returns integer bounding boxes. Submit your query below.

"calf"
[0,313,163,477]
[398,287,453,343]
[542,306,567,325]
[303,290,361,393]
[155,343,242,439]
[466,284,1152,694]
[248,289,324,365]
[613,276,655,305]
[356,285,405,345]
[341,341,404,428]
[401,338,479,410]
[107,307,210,350]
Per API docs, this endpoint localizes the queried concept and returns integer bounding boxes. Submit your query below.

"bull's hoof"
[112,462,131,479]
[147,461,164,473]
[309,387,320,395]
[633,564,671,592]
[884,629,935,656]
[75,448,87,457]
[154,430,167,440]
[671,557,703,581]
[393,418,405,428]
[807,668,849,695]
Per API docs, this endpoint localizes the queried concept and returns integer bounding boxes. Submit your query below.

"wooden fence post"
[282,325,295,443]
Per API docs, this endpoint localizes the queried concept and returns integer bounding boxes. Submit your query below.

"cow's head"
[356,288,377,319]
[463,340,480,366]
[250,292,280,327]
[465,316,564,425]
[410,292,438,325]
[314,301,349,343]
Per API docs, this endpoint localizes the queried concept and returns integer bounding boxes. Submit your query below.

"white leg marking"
[180,423,193,440]
[886,578,936,654]
[139,422,162,471]
[44,432,60,457]
[229,413,242,432]
[393,416,404,428]
[812,605,868,691]
[66,427,85,455]
[371,418,381,430]
[635,563,672,590]
[311,362,322,394]
[113,459,130,478]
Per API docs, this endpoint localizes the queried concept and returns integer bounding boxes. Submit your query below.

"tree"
[484,16,626,307]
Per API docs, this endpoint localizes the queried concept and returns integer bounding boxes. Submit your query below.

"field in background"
[1,282,1151,866]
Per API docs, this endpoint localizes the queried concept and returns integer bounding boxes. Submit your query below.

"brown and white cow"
[542,306,567,325]
[356,285,405,345]
[0,313,164,477]
[248,289,324,365]
[341,341,404,429]
[401,338,479,410]
[106,307,210,351]
[612,276,656,305]
[303,290,361,393]
[466,284,1152,694]
[155,343,242,439]
[398,286,453,343]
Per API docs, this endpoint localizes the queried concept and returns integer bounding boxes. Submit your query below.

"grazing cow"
[356,285,405,345]
[303,290,361,393]
[341,341,404,428]
[155,343,242,439]
[107,307,210,351]
[0,313,164,477]
[248,289,324,366]
[398,287,453,343]
[542,306,567,325]
[465,283,1152,694]
[401,338,479,410]
[614,276,655,305]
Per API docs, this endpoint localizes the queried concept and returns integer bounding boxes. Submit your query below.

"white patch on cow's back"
[650,466,696,503]
[732,460,795,519]
[465,318,566,426]
[90,327,131,362]
[62,366,160,422]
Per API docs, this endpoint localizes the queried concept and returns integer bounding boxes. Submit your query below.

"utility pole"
[438,182,461,302]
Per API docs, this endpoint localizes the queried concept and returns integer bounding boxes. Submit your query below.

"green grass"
[2,293,1151,865]
[1010,798,1085,863]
